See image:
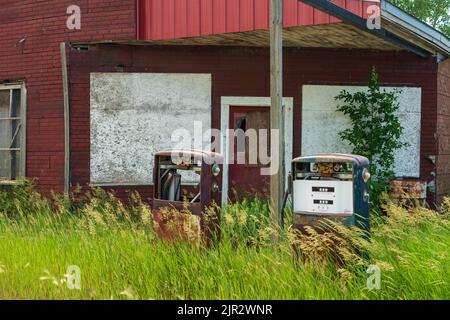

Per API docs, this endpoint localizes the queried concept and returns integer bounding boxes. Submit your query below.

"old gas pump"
[288,154,371,234]
[152,150,223,245]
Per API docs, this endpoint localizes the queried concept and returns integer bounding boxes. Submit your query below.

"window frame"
[0,82,27,184]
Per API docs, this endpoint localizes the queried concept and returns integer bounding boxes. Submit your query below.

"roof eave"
[381,1,450,58]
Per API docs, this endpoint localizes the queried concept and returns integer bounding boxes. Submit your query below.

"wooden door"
[228,106,270,201]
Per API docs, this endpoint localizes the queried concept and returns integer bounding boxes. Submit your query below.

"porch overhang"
[380,1,450,58]
[72,1,449,58]
[297,0,449,57]
[130,22,400,50]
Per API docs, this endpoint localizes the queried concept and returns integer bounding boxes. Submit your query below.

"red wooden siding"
[137,0,378,40]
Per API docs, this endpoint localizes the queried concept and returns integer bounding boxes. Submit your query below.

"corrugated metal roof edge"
[381,0,450,58]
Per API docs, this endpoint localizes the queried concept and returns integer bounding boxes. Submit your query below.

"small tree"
[335,67,408,207]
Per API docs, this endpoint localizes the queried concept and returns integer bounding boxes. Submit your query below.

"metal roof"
[83,0,450,58]
[381,1,450,58]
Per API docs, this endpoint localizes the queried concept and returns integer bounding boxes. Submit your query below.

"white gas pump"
[289,154,371,232]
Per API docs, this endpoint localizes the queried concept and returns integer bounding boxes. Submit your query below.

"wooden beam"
[270,0,284,226]
[60,42,70,194]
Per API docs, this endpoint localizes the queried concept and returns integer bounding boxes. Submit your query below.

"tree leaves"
[390,0,450,36]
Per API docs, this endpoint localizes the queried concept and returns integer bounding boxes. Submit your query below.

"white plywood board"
[302,85,422,178]
[90,73,212,185]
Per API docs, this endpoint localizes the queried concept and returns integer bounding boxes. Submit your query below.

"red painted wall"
[69,45,438,202]
[0,0,441,203]
[137,0,378,40]
[0,0,136,195]
[437,59,450,203]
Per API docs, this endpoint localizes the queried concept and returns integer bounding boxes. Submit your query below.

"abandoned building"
[0,0,449,204]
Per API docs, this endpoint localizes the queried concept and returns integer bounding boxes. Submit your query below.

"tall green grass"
[0,184,448,300]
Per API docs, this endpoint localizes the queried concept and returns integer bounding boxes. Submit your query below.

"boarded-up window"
[302,85,422,178]
[90,73,212,185]
[0,84,26,182]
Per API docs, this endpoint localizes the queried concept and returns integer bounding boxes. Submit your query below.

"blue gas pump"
[289,154,371,234]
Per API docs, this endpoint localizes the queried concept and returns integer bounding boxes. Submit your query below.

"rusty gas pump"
[284,154,371,235]
[152,150,223,245]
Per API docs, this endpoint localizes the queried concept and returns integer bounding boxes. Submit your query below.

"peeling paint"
[90,73,212,185]
[302,85,422,178]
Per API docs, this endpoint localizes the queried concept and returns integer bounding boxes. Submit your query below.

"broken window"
[0,84,26,183]
[232,108,271,166]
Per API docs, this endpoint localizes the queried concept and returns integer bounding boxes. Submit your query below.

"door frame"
[220,96,294,205]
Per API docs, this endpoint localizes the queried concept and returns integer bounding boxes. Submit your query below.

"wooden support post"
[270,0,284,226]
[60,43,70,194]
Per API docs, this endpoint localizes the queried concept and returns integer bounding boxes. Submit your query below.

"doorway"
[228,106,270,201]
[220,96,294,205]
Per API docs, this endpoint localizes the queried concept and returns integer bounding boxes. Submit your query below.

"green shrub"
[335,67,408,210]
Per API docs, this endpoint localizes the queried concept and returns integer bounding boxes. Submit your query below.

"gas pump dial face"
[318,163,334,174]
[310,162,352,175]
